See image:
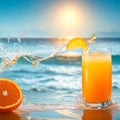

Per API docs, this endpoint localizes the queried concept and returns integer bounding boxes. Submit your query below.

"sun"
[65,10,76,21]
[62,9,78,26]
[51,3,89,36]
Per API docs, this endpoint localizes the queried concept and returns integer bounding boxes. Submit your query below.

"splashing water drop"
[32,60,39,67]
[87,34,96,52]
[91,34,96,41]
[7,36,10,42]
[18,32,27,43]
[0,43,4,51]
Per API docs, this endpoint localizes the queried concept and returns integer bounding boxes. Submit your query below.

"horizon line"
[0,37,120,39]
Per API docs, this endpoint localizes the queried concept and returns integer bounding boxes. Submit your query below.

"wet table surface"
[1,103,119,120]
[1,109,119,120]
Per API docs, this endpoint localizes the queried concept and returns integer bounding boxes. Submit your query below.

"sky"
[0,0,120,38]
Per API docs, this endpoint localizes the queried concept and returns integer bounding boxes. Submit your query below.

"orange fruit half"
[66,37,88,51]
[0,78,23,112]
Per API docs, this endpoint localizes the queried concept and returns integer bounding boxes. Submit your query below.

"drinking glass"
[82,47,112,107]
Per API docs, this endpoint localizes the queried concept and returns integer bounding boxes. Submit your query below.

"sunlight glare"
[50,3,91,37]
[65,10,75,22]
[62,9,78,26]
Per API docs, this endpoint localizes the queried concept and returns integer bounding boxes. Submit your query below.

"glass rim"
[82,46,112,57]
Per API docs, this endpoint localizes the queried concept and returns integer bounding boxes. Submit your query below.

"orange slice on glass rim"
[0,78,23,112]
[66,37,88,51]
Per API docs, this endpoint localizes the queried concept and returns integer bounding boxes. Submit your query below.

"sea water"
[0,37,120,110]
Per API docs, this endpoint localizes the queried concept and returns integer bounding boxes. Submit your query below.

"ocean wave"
[18,76,120,92]
[5,54,82,65]
[112,85,120,89]
[16,54,120,65]
[20,79,120,92]
[0,52,120,65]
[112,55,120,64]
[21,85,120,92]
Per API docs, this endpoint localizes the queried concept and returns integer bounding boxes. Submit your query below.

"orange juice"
[82,51,112,104]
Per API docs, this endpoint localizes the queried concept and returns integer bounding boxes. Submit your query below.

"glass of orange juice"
[82,47,112,107]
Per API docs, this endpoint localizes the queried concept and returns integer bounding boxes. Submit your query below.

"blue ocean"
[0,38,120,110]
